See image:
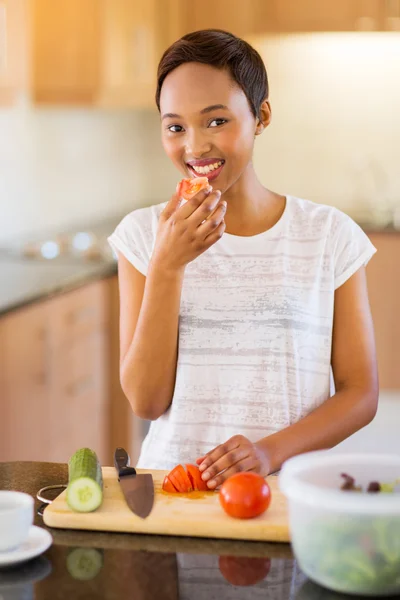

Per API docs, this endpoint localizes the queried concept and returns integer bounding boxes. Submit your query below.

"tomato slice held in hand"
[219,472,271,519]
[219,556,271,586]
[177,177,209,201]
[186,464,209,491]
[162,475,178,493]
[167,464,193,493]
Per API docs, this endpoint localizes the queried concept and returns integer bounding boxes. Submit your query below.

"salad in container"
[280,452,400,596]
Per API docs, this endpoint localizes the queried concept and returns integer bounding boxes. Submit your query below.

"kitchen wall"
[0,103,176,244]
[252,33,400,221]
[0,32,399,244]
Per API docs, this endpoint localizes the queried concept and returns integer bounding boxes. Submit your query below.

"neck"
[220,163,285,237]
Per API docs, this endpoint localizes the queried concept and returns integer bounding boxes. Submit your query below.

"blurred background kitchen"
[1,0,399,467]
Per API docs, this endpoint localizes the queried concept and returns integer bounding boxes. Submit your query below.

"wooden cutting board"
[43,468,290,543]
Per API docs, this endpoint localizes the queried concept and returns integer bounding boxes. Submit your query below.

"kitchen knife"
[114,447,154,519]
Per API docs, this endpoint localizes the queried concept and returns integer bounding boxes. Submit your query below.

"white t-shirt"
[108,195,376,470]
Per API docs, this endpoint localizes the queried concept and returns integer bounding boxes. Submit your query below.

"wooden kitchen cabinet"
[180,0,387,36]
[0,0,28,105]
[178,0,274,39]
[47,281,109,463]
[263,1,385,33]
[99,0,182,108]
[0,301,51,461]
[31,0,101,104]
[99,0,159,108]
[108,274,144,465]
[367,233,400,390]
[0,280,110,464]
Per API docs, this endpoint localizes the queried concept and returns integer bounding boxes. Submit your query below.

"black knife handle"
[114,447,137,478]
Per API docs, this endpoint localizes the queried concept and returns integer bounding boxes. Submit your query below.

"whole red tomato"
[219,472,271,519]
[219,555,271,586]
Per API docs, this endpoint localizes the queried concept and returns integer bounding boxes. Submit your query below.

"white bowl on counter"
[279,451,400,597]
[0,491,34,552]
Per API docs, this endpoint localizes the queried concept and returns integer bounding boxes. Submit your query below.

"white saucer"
[0,526,53,568]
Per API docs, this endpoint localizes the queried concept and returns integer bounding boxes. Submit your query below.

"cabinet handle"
[0,2,7,74]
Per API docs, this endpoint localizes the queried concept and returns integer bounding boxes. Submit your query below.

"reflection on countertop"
[0,214,123,316]
[0,211,398,316]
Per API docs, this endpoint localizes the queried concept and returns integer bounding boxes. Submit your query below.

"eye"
[209,118,228,128]
[167,124,184,133]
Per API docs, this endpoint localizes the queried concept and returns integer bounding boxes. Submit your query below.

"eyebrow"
[161,104,229,120]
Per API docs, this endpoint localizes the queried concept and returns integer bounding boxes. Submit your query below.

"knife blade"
[114,447,154,519]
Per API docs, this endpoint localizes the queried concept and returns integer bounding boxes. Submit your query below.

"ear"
[255,100,271,135]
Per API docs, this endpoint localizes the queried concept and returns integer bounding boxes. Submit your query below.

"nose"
[185,128,212,158]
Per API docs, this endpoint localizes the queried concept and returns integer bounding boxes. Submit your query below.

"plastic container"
[279,451,400,597]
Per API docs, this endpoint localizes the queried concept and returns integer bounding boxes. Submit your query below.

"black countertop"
[0,461,392,600]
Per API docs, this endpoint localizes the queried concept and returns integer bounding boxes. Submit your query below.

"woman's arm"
[197,266,379,487]
[118,188,226,421]
[257,266,378,472]
[118,254,184,420]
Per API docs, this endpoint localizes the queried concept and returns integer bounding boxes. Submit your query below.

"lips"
[186,158,225,182]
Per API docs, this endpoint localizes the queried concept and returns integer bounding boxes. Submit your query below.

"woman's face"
[159,62,266,193]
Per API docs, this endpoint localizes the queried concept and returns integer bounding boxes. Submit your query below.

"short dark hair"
[156,29,269,120]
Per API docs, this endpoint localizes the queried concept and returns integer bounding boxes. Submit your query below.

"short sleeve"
[107,211,151,275]
[333,216,377,290]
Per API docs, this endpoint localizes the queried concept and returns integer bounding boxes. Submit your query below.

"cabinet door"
[108,275,140,464]
[179,0,273,38]
[48,280,110,464]
[99,0,160,108]
[384,0,400,30]
[0,0,28,105]
[268,0,383,32]
[367,233,400,389]
[1,302,51,462]
[49,329,109,464]
[32,0,101,104]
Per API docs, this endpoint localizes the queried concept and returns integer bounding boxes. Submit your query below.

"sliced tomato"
[177,177,209,201]
[186,464,209,491]
[168,464,193,493]
[162,475,178,493]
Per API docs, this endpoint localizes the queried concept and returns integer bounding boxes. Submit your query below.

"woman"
[108,29,378,488]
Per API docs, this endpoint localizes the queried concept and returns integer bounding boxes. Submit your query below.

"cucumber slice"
[66,548,103,580]
[66,448,103,512]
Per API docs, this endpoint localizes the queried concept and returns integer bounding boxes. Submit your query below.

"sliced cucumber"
[66,448,103,512]
[66,548,103,580]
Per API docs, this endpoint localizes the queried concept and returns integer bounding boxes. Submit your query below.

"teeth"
[192,161,223,174]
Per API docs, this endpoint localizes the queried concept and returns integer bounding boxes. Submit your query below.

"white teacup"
[0,491,34,552]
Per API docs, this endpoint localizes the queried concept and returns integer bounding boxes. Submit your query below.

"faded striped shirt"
[108,195,376,470]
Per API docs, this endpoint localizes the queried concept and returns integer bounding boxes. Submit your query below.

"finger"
[201,446,250,482]
[198,436,246,472]
[198,201,227,239]
[177,185,213,219]
[203,220,226,247]
[207,457,257,490]
[180,191,221,228]
[187,190,222,225]
[161,192,183,220]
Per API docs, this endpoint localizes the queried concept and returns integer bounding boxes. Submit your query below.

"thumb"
[161,191,182,220]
